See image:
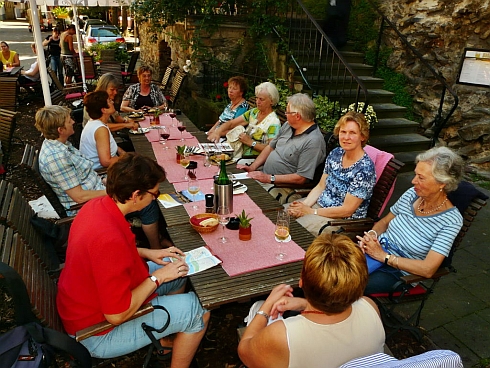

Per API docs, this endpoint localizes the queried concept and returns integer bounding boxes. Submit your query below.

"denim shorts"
[79,262,208,359]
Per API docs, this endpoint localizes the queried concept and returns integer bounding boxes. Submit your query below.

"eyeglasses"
[285,111,298,115]
[147,189,160,200]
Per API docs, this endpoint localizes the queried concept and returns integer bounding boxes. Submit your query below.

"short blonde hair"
[137,65,152,78]
[35,105,71,140]
[301,233,368,314]
[333,111,370,147]
[255,82,279,106]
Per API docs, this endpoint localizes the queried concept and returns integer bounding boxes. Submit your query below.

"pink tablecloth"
[139,115,194,142]
[181,191,305,277]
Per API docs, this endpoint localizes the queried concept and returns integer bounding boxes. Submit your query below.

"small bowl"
[190,213,219,234]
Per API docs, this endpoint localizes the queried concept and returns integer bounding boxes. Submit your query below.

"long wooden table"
[129,113,314,309]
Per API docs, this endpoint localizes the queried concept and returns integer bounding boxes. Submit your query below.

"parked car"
[82,19,107,34]
[82,25,126,50]
[27,9,56,32]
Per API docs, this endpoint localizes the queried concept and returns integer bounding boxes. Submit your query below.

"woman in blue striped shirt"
[358,147,464,294]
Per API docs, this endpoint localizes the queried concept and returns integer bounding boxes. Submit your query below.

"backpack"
[0,322,91,368]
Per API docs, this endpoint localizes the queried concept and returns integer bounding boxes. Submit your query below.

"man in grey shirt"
[237,93,326,189]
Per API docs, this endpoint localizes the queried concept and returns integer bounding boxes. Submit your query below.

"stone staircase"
[295,45,431,172]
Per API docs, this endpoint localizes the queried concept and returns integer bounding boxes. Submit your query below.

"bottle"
[216,156,231,185]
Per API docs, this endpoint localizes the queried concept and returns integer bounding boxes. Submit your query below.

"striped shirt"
[380,187,463,263]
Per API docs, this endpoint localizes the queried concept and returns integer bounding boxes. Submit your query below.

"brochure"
[158,192,188,208]
[174,247,222,275]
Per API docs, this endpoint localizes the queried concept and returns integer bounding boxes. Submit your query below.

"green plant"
[175,145,186,154]
[342,102,378,129]
[52,7,69,19]
[236,209,253,228]
[313,95,338,132]
[85,42,130,64]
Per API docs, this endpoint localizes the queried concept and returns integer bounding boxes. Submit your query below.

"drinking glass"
[159,126,170,150]
[178,120,186,141]
[275,210,290,260]
[203,146,212,167]
[188,177,200,211]
[169,109,177,127]
[217,205,230,243]
[180,152,190,180]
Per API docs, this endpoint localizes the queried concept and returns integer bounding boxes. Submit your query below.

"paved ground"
[2,17,490,367]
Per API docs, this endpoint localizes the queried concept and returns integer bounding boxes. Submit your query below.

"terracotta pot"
[176,153,182,164]
[239,225,252,241]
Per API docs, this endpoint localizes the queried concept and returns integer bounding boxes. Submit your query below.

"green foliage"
[236,209,253,228]
[52,7,69,18]
[348,0,379,53]
[313,95,338,132]
[270,78,291,110]
[301,0,328,19]
[342,102,378,129]
[85,42,129,64]
[175,145,186,154]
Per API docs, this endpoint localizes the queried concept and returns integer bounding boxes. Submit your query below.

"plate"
[129,127,150,134]
[210,154,233,163]
[148,108,159,114]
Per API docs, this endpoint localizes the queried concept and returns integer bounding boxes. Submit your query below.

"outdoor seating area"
[2,7,490,367]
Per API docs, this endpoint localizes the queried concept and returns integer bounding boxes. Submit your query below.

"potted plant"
[175,145,186,163]
[237,209,253,241]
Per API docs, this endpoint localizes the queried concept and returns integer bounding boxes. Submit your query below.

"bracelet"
[149,275,160,288]
[367,230,378,239]
[394,256,400,270]
[255,310,270,320]
[314,208,318,215]
[123,117,128,123]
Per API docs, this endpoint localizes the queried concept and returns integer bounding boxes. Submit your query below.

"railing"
[367,0,458,146]
[277,0,369,119]
[202,0,369,122]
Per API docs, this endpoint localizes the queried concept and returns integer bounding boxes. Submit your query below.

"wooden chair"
[367,181,488,341]
[159,66,175,95]
[47,68,86,106]
[121,51,139,83]
[74,54,97,83]
[0,108,18,173]
[166,69,187,108]
[99,61,125,88]
[0,180,61,272]
[0,76,18,111]
[21,144,83,220]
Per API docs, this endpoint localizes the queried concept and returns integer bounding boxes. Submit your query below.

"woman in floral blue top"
[287,111,376,236]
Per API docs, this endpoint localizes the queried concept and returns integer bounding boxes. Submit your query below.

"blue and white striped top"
[380,187,463,262]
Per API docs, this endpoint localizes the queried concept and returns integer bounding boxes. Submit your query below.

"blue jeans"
[365,265,404,295]
[50,55,63,82]
[80,262,208,359]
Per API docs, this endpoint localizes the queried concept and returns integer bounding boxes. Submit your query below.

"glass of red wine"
[169,109,177,127]
[177,120,186,141]
[159,126,170,150]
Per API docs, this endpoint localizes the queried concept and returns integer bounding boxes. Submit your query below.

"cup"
[275,210,290,260]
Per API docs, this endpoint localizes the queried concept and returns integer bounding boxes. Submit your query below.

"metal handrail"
[367,0,458,146]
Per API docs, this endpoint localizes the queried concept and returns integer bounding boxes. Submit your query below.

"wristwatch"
[251,141,257,148]
[149,275,160,288]
[270,174,276,184]
[384,253,391,265]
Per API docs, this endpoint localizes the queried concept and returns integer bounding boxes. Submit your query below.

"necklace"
[301,310,325,315]
[417,196,448,214]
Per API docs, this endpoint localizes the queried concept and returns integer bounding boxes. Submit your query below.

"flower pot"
[176,153,182,164]
[239,225,252,241]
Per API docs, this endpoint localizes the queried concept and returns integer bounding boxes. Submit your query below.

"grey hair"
[287,93,316,122]
[255,82,280,106]
[415,146,464,193]
[96,73,121,92]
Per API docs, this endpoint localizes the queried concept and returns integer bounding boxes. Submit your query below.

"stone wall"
[379,0,490,172]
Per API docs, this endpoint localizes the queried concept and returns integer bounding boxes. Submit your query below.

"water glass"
[188,177,200,211]
[217,205,230,243]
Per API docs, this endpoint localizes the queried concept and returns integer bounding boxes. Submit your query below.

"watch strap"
[149,275,160,288]
[384,253,391,265]
[256,310,270,320]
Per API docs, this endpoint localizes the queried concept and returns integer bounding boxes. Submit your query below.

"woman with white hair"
[358,146,465,294]
[207,81,281,158]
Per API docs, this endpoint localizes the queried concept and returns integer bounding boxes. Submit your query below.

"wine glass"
[188,177,200,211]
[180,152,190,180]
[169,109,177,127]
[217,205,230,243]
[178,120,186,141]
[159,126,170,150]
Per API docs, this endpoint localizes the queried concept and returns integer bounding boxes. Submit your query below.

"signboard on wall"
[457,48,490,88]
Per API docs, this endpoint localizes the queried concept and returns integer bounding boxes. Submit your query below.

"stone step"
[393,151,426,172]
[299,62,374,77]
[297,74,385,90]
[369,133,431,153]
[371,118,420,135]
[292,49,365,64]
[370,103,407,119]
